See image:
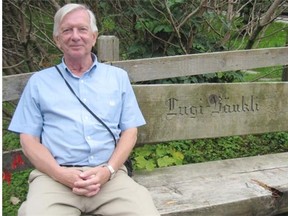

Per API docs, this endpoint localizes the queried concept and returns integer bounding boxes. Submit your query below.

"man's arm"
[20,134,84,189]
[107,127,138,172]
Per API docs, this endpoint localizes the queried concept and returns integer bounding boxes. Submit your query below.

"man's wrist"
[102,164,116,180]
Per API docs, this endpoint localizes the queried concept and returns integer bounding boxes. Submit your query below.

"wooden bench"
[3,36,288,215]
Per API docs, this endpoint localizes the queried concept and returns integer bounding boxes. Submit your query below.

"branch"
[49,0,61,11]
[260,0,283,26]
[164,0,187,54]
[178,0,208,29]
[2,60,25,69]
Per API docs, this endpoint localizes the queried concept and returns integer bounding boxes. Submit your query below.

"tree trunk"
[245,0,283,49]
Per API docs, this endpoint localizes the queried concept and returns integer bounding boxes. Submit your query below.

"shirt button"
[86,136,91,140]
[83,98,87,102]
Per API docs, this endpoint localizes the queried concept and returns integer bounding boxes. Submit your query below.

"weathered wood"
[133,152,288,216]
[282,30,288,81]
[112,47,288,82]
[97,35,119,62]
[135,82,288,144]
[3,73,34,101]
[3,47,288,101]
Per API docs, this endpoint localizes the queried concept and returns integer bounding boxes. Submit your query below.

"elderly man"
[9,3,159,216]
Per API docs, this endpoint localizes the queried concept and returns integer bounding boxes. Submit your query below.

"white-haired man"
[9,3,159,216]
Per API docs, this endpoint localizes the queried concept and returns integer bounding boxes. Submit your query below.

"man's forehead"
[61,8,90,23]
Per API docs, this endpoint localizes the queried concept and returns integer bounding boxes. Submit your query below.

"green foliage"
[132,142,185,170]
[4,1,287,82]
[2,169,32,216]
[2,131,20,151]
[3,102,21,151]
[132,132,288,171]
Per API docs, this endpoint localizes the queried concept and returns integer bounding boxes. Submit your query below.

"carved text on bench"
[166,95,260,119]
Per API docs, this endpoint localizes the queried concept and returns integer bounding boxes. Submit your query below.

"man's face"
[54,9,97,59]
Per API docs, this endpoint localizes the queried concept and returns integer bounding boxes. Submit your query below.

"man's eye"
[62,29,71,33]
[80,28,88,32]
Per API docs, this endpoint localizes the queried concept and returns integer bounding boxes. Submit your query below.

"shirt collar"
[61,53,98,78]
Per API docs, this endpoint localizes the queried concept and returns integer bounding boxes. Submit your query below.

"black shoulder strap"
[55,65,117,146]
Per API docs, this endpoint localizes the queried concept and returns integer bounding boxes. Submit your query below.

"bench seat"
[133,152,288,216]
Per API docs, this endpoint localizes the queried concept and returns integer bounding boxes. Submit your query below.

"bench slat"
[133,152,288,216]
[113,47,288,82]
[135,82,288,144]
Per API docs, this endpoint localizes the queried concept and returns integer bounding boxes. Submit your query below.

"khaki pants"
[18,166,160,216]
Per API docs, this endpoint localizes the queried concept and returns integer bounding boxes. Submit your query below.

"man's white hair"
[53,3,98,37]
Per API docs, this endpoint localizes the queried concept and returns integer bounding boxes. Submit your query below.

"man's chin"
[66,51,87,59]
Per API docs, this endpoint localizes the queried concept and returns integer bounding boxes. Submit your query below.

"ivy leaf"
[171,151,184,165]
[135,155,148,169]
[157,156,175,168]
[134,155,156,171]
[156,146,167,157]
[145,161,156,171]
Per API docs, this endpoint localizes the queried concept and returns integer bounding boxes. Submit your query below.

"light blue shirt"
[9,54,146,166]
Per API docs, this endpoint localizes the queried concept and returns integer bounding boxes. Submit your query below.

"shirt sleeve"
[8,74,43,137]
[119,72,146,130]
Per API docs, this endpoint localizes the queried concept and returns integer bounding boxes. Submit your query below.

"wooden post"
[282,29,288,81]
[96,35,119,62]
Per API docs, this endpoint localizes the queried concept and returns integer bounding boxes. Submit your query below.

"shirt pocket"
[92,92,122,121]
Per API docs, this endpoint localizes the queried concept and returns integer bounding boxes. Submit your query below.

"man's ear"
[54,36,62,50]
[92,32,98,46]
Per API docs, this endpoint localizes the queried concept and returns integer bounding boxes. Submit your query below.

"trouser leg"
[18,169,82,216]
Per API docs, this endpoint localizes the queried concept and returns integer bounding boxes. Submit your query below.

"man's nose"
[71,28,81,40]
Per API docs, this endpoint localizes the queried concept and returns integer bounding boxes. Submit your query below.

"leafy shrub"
[132,132,288,170]
[2,169,31,216]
